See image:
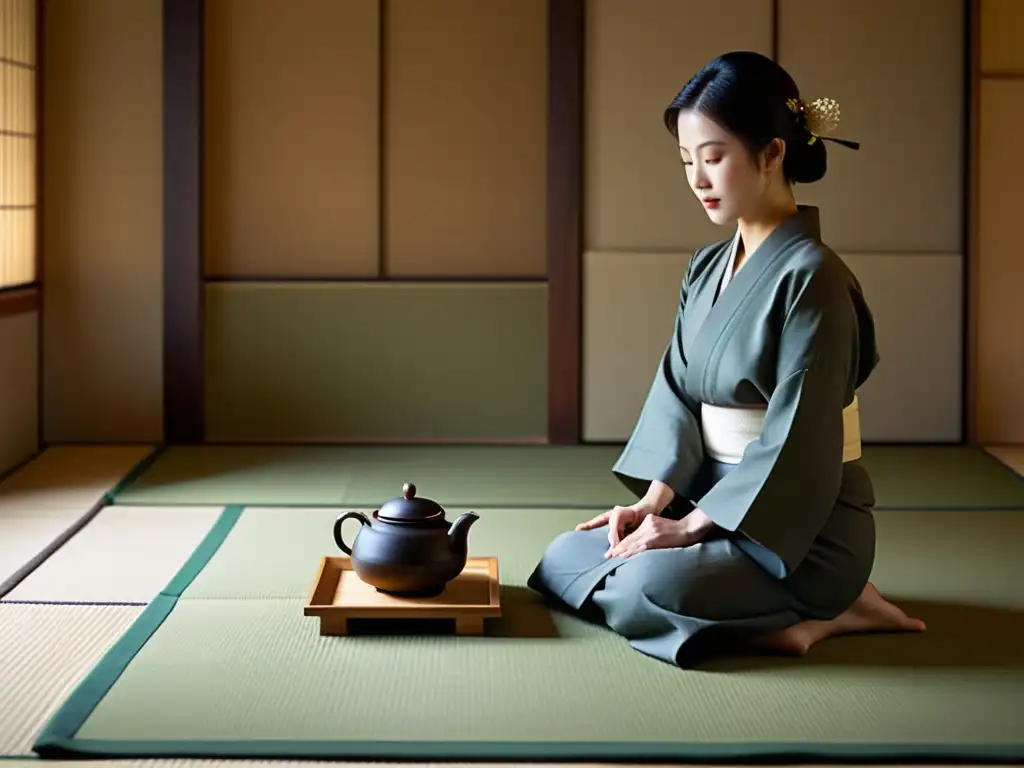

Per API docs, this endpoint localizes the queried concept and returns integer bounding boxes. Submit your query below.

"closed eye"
[679,157,722,167]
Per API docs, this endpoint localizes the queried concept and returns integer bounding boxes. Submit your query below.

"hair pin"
[787,97,860,151]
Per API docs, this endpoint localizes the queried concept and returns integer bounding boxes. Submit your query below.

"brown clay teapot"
[333,483,479,597]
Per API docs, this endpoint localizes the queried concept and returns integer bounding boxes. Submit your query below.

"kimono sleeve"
[611,257,706,504]
[694,268,865,577]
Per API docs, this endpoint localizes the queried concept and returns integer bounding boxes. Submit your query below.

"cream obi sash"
[700,395,863,465]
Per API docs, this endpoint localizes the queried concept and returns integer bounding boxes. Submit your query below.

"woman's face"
[675,109,768,225]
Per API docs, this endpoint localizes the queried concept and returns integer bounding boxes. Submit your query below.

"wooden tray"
[304,556,501,636]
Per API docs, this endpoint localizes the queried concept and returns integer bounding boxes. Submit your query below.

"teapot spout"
[447,511,479,553]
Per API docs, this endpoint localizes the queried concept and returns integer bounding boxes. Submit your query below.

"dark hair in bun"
[664,51,827,184]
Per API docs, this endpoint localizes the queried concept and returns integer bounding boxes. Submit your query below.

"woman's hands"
[575,502,657,548]
[575,480,677,547]
[575,481,715,559]
[603,508,714,559]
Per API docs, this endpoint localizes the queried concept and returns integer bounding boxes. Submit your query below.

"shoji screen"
[40,0,163,442]
[976,0,1024,443]
[0,0,36,289]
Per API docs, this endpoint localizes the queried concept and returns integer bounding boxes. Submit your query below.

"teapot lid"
[377,483,444,522]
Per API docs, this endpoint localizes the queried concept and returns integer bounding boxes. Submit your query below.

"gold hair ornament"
[786,97,860,151]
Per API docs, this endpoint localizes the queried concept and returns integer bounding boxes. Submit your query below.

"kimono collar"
[728,205,822,270]
[684,204,825,404]
[775,205,821,242]
[690,204,825,362]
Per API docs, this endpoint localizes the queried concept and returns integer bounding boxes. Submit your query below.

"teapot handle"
[333,510,370,555]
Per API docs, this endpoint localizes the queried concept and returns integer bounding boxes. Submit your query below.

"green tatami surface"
[34,504,1024,762]
[111,444,631,507]
[110,444,1024,510]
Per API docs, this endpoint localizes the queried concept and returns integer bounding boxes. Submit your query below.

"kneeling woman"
[527,51,925,667]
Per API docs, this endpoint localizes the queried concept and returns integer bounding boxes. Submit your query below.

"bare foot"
[755,582,927,656]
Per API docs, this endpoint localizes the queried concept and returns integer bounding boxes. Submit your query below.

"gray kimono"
[528,207,879,667]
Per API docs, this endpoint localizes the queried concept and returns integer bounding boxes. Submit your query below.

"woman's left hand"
[604,509,713,559]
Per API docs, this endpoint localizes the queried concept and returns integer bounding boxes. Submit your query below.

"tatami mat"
[0,445,156,510]
[0,513,87,595]
[110,445,631,507]
[63,597,1023,751]
[857,445,1024,508]
[179,505,572,600]
[0,603,141,757]
[176,506,1024,608]
[2,506,224,604]
[0,445,161,598]
[32,504,1024,761]
[110,444,1024,510]
[986,445,1024,476]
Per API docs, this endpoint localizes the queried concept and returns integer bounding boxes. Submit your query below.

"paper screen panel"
[777,0,964,253]
[976,79,1024,444]
[41,0,163,442]
[203,0,380,277]
[384,0,547,277]
[0,134,35,206]
[1,62,35,134]
[582,251,690,441]
[204,282,548,442]
[0,0,35,64]
[584,0,772,252]
[0,209,34,287]
[0,19,37,290]
[841,253,963,443]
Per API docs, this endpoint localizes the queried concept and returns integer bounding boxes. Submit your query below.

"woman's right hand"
[575,502,658,548]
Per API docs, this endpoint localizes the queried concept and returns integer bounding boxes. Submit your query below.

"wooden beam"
[34,0,44,293]
[35,0,45,447]
[162,0,204,443]
[964,0,980,444]
[546,0,584,445]
[0,287,40,319]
